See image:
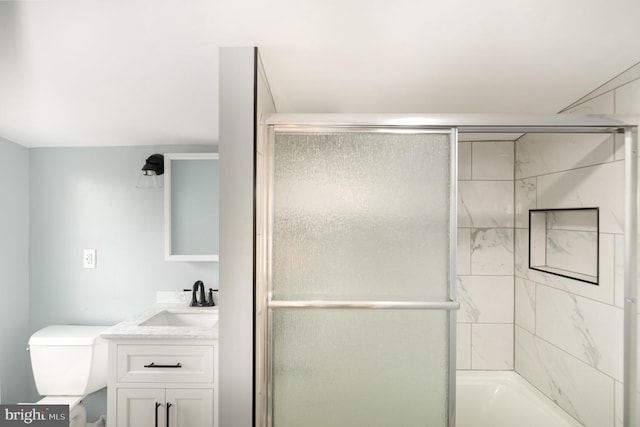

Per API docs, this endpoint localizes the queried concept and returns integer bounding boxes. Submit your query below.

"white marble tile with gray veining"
[515,327,615,427]
[472,324,513,370]
[470,228,514,275]
[545,229,598,277]
[515,178,536,228]
[536,285,623,381]
[457,276,514,323]
[515,277,536,333]
[515,228,615,305]
[536,161,624,234]
[458,181,514,228]
[457,228,471,275]
[472,141,514,180]
[457,277,480,323]
[515,133,615,180]
[546,209,598,231]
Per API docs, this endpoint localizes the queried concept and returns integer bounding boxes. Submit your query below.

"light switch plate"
[83,249,96,269]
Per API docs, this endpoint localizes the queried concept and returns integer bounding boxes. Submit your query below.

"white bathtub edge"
[456,370,583,427]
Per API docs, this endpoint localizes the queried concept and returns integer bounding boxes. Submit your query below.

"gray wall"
[28,145,218,419]
[0,137,30,405]
[219,47,256,427]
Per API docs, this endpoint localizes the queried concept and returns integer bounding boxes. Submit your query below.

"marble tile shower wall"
[455,78,640,427]
[513,98,626,426]
[457,140,515,370]
[512,77,640,427]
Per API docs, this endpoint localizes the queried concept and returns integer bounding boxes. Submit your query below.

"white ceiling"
[1,0,639,148]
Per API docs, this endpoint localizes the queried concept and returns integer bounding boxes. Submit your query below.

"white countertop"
[101,304,219,340]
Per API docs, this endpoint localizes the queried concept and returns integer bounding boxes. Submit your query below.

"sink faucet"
[191,281,204,307]
[188,281,216,307]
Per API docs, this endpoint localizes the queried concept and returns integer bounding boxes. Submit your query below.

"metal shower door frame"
[256,113,640,427]
[262,125,460,427]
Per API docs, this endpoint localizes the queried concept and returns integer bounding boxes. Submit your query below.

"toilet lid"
[35,396,83,409]
[29,325,110,346]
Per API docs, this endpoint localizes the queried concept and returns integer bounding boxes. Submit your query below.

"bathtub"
[456,371,583,427]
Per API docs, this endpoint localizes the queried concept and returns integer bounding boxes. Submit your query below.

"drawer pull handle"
[166,402,172,427]
[144,362,182,368]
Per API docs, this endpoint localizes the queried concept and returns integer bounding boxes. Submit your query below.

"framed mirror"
[164,153,219,262]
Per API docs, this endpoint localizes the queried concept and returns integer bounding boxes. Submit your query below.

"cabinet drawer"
[117,344,214,383]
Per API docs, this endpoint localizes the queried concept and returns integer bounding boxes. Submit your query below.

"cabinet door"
[166,388,214,427]
[117,388,166,427]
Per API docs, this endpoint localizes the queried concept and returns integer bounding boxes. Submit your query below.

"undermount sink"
[139,309,218,327]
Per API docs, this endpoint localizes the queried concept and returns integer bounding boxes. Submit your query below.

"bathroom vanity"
[102,305,219,427]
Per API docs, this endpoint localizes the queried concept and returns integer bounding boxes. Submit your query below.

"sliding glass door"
[260,128,458,427]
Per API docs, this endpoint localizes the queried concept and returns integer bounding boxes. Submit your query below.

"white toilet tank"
[29,325,110,396]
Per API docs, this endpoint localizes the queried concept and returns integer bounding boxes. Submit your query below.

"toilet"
[28,325,110,427]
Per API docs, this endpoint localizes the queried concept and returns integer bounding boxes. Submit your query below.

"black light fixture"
[137,154,165,188]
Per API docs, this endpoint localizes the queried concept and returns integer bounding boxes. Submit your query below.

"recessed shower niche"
[528,208,599,285]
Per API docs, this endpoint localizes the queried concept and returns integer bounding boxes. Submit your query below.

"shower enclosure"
[257,127,459,427]
[254,115,640,427]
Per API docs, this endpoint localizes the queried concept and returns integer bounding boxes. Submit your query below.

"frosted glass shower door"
[267,129,457,427]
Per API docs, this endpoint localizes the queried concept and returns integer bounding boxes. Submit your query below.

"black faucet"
[187,281,216,307]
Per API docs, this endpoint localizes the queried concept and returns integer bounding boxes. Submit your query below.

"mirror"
[529,208,599,284]
[164,153,219,261]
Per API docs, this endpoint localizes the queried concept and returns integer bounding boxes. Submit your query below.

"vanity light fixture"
[136,153,165,189]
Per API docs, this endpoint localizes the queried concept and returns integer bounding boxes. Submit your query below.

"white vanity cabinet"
[117,388,213,427]
[107,339,218,427]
